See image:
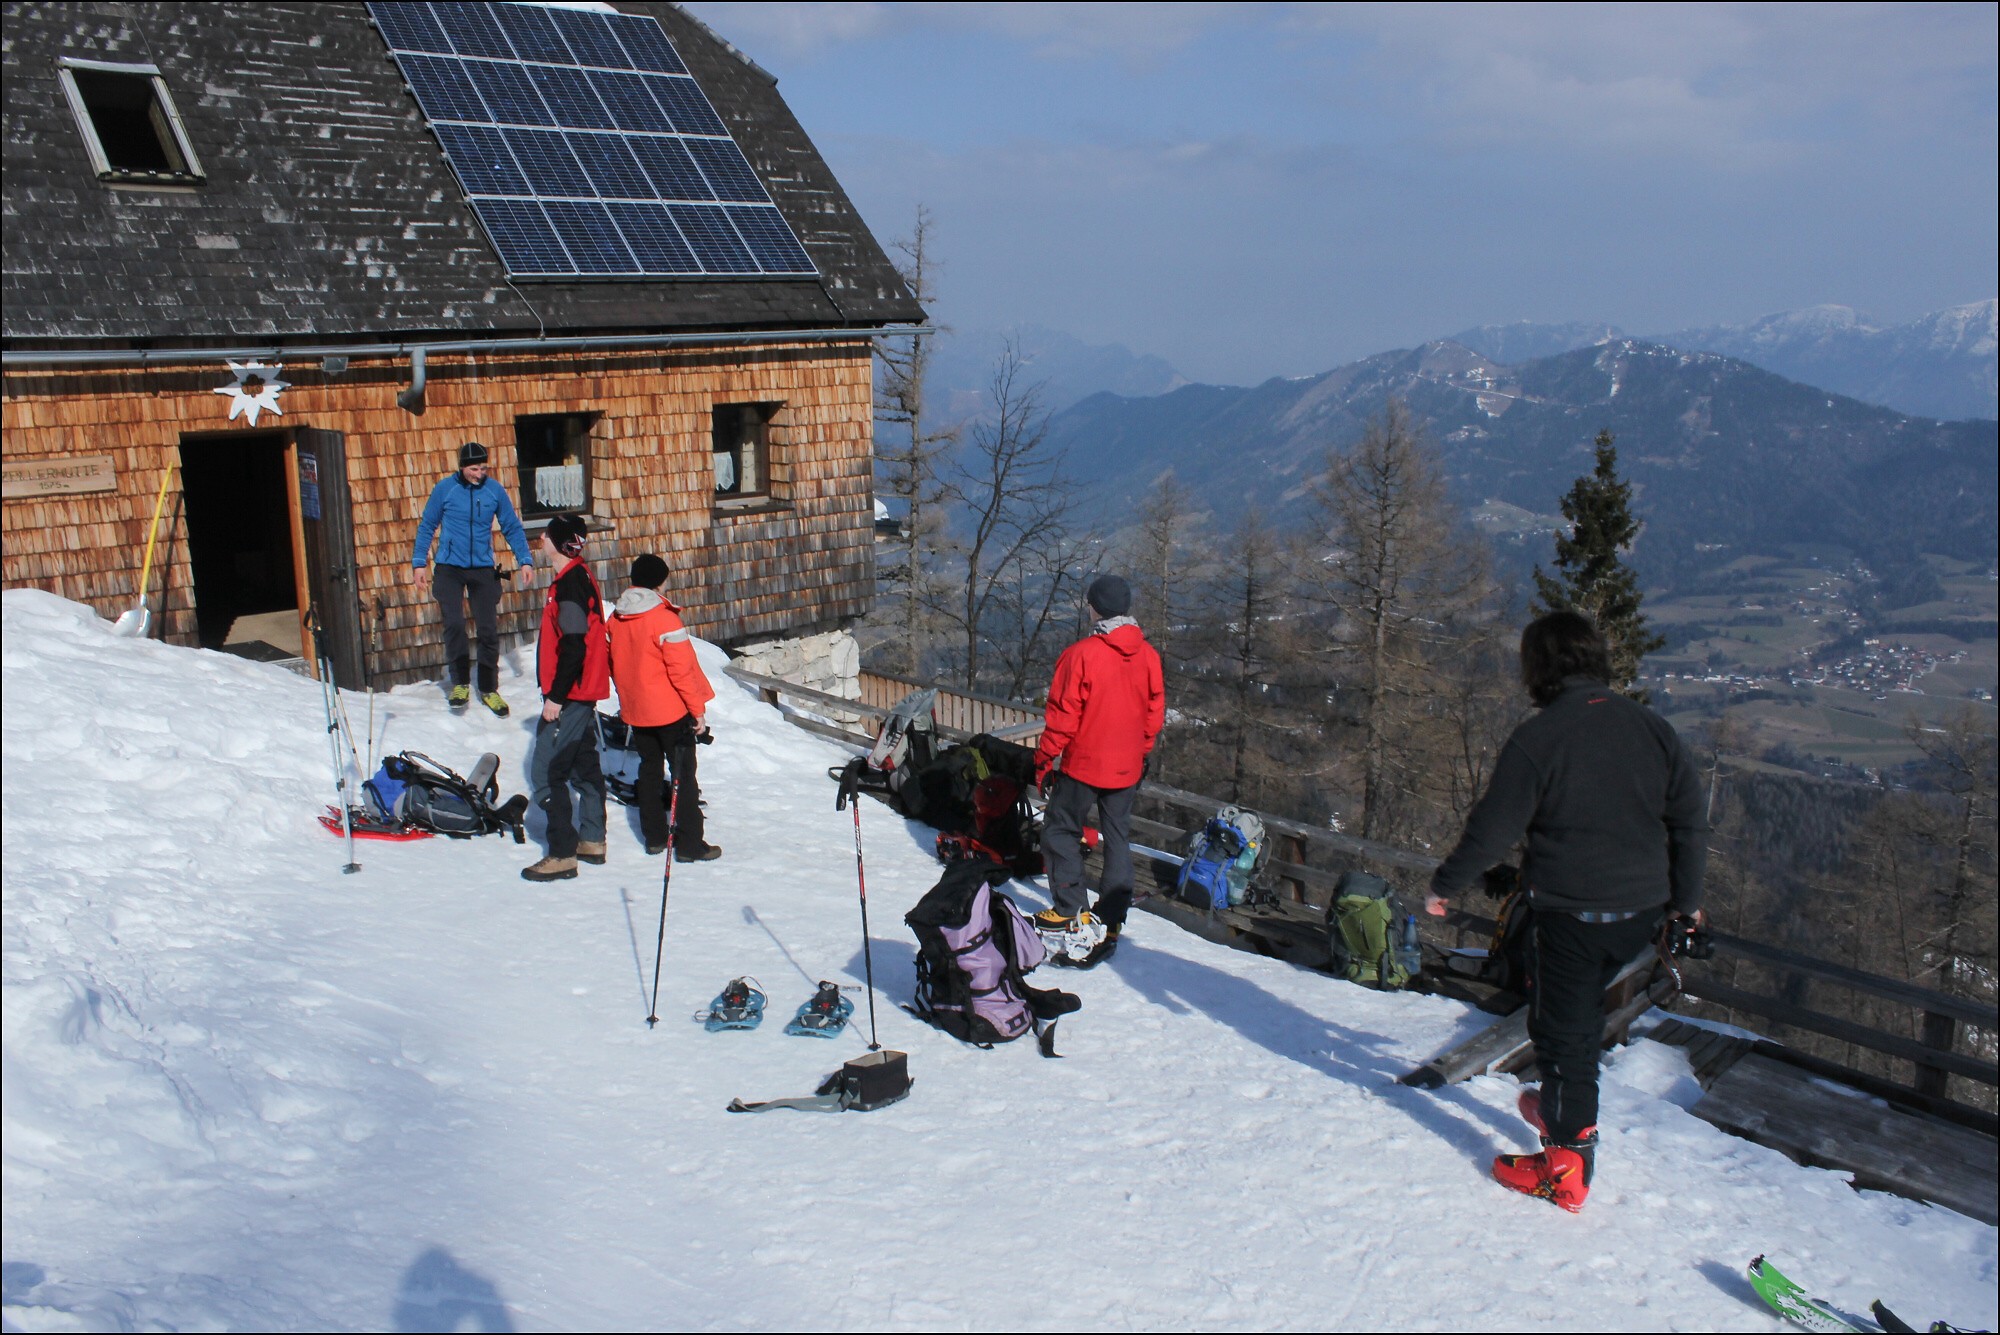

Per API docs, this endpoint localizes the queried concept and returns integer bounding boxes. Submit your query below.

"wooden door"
[292,426,365,689]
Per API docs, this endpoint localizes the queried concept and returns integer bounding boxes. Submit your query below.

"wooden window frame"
[514,411,598,520]
[711,401,784,509]
[57,58,205,185]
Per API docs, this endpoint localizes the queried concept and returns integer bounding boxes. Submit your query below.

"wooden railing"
[728,662,2000,1112]
[856,669,1043,743]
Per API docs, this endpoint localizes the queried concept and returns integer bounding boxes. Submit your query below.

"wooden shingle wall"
[1,340,876,685]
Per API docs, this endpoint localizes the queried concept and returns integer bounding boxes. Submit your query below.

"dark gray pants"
[530,702,606,859]
[1040,772,1136,917]
[433,563,501,693]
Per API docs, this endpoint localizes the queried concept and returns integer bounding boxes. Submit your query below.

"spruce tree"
[1532,430,1664,697]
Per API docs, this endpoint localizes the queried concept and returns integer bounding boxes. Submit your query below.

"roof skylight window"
[58,58,205,184]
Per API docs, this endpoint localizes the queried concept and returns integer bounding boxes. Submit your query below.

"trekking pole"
[318,656,360,875]
[645,777,679,1027]
[837,759,882,1051]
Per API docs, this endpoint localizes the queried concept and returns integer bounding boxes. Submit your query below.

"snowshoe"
[784,981,854,1038]
[1037,911,1113,969]
[320,805,434,841]
[697,978,766,1032]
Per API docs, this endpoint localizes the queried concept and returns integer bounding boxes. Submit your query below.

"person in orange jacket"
[1033,574,1165,943]
[607,553,720,862]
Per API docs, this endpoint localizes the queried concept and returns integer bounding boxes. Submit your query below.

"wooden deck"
[1648,1019,1998,1224]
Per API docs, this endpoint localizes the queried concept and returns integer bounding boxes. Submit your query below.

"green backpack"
[1326,871,1418,989]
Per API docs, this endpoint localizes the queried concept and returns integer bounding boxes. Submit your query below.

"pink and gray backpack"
[905,860,1078,1057]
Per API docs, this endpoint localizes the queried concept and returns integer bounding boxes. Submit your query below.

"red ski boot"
[1517,1087,1547,1136]
[1493,1127,1597,1213]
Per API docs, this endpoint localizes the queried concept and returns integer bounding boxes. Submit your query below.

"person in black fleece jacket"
[1425,610,1706,1212]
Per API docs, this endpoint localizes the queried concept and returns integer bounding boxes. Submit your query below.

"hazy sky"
[683,2,1999,385]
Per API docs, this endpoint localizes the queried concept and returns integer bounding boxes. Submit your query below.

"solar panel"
[434,124,528,195]
[605,202,699,272]
[645,75,726,137]
[370,1,815,278]
[569,132,654,199]
[668,203,756,273]
[465,59,551,125]
[490,2,572,64]
[685,138,768,203]
[370,2,452,54]
[471,198,574,274]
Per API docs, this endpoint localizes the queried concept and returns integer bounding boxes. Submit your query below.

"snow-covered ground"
[4,587,1995,1333]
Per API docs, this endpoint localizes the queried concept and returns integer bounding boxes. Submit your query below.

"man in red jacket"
[607,553,721,862]
[1033,574,1165,950]
[523,515,610,882]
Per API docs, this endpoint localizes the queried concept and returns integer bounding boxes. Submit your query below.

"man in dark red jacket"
[523,515,610,882]
[1033,575,1165,946]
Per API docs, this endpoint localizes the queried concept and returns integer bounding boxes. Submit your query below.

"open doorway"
[178,431,305,661]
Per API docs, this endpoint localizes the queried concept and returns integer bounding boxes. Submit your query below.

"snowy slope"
[3,588,1995,1333]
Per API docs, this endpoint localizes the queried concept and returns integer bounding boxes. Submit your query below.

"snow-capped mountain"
[1446,320,1625,365]
[1660,300,1997,422]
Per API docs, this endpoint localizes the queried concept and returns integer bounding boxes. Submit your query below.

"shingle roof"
[0,1,923,345]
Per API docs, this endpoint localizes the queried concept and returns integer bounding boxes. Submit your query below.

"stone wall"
[731,627,862,721]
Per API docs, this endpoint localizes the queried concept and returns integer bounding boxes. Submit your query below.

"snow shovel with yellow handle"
[114,466,174,638]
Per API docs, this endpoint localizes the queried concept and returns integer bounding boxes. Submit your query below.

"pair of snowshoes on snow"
[696,978,853,1038]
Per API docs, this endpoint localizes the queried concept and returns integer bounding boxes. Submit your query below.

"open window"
[58,59,204,184]
[516,412,597,519]
[712,402,781,501]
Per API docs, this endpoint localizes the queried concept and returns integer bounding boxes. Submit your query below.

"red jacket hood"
[1097,621,1148,657]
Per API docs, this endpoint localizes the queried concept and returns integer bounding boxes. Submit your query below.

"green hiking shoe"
[447,683,471,710]
[480,691,510,718]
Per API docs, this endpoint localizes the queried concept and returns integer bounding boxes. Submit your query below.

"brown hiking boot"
[576,840,607,865]
[521,855,577,882]
[675,844,722,863]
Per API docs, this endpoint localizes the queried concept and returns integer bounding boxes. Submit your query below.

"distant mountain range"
[1450,300,1997,422]
[1043,338,1997,581]
[922,323,1186,421]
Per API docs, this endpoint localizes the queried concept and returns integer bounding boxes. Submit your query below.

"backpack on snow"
[1175,805,1268,911]
[367,751,527,842]
[1325,870,1420,990]
[870,688,938,781]
[904,859,1078,1057]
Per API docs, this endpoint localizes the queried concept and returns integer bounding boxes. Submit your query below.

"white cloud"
[683,1,1249,65]
[1292,2,1998,162]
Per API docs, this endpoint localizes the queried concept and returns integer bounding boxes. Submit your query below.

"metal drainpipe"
[396,346,426,415]
[0,325,931,370]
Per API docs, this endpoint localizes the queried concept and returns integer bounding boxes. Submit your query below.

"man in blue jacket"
[411,442,534,716]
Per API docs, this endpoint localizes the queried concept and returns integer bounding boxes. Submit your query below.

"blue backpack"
[1174,806,1268,911]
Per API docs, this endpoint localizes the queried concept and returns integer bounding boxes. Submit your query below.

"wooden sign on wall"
[3,455,117,499]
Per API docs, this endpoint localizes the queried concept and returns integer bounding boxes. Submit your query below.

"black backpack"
[370,751,528,842]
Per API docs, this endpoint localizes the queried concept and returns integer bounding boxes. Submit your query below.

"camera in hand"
[1668,918,1714,960]
[1480,863,1521,900]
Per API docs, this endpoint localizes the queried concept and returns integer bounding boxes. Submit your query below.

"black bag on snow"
[380,751,528,842]
[904,859,1078,1056]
